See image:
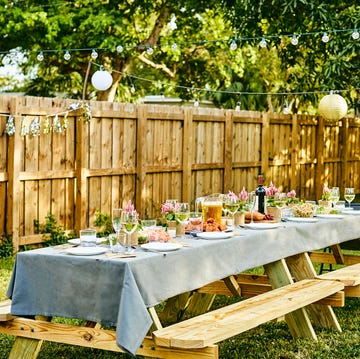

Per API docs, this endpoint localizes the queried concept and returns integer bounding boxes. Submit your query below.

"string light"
[352,29,359,40]
[291,35,299,46]
[230,40,238,51]
[194,98,199,107]
[63,50,71,61]
[130,84,136,93]
[36,51,44,61]
[171,43,178,51]
[235,101,241,111]
[116,45,124,53]
[259,38,267,48]
[146,46,154,55]
[283,100,290,114]
[91,49,98,59]
[321,32,330,43]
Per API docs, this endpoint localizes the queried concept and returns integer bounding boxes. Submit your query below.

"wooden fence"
[0,95,359,250]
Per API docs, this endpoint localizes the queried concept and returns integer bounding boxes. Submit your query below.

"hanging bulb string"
[1,27,359,59]
[91,62,360,97]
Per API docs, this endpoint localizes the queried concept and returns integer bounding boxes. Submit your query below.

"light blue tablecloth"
[7,216,360,355]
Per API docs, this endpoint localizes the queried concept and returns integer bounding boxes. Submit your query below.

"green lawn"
[1,255,360,359]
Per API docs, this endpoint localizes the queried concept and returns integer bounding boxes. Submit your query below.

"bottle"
[256,175,266,214]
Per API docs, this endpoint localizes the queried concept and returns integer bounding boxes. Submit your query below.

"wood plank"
[318,262,360,287]
[0,300,13,321]
[153,279,344,349]
[0,318,218,359]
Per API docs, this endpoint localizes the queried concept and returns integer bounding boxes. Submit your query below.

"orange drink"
[202,197,222,223]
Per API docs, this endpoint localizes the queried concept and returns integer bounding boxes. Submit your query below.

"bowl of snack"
[291,203,315,218]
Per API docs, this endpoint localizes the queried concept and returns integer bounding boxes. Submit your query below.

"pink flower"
[287,190,296,198]
[265,182,279,197]
[238,187,248,202]
[124,200,135,213]
[227,191,238,200]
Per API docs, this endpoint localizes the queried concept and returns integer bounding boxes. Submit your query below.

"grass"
[1,255,360,358]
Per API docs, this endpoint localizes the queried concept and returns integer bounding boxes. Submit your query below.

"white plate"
[141,242,182,252]
[196,232,234,240]
[342,209,360,215]
[68,238,106,245]
[286,217,318,223]
[244,223,282,230]
[64,247,108,256]
[317,214,345,219]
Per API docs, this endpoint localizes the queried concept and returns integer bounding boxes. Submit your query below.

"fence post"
[7,97,22,251]
[261,112,270,178]
[182,107,193,204]
[290,114,299,193]
[136,105,147,217]
[315,116,325,201]
[75,113,89,233]
[339,117,349,195]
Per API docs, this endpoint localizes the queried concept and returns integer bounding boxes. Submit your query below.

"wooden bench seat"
[318,263,360,297]
[153,279,344,349]
[0,300,13,321]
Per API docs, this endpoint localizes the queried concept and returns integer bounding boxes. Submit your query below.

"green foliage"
[0,235,13,258]
[34,213,74,246]
[93,211,113,237]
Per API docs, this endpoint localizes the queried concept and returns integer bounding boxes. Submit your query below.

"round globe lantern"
[318,93,348,121]
[91,70,113,91]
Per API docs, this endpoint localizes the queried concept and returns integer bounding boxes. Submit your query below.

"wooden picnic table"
[1,215,360,358]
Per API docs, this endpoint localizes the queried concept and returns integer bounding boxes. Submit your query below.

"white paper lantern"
[318,93,348,121]
[91,70,113,91]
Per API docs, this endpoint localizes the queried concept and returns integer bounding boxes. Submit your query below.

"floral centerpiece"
[321,185,331,201]
[161,202,179,222]
[122,200,140,245]
[265,182,280,207]
[237,187,249,213]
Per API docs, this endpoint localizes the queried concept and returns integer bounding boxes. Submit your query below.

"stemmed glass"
[344,187,355,208]
[112,208,122,251]
[329,187,340,208]
[224,195,239,226]
[247,191,256,224]
[120,211,138,254]
[175,202,190,238]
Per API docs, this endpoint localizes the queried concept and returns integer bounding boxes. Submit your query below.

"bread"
[245,211,265,221]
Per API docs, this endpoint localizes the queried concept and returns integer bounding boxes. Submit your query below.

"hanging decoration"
[1,102,92,136]
[318,92,348,121]
[91,69,113,91]
[5,115,15,135]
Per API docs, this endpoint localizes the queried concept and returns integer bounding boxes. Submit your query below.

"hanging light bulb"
[283,100,290,114]
[36,51,44,61]
[352,29,359,40]
[291,35,298,46]
[171,43,178,51]
[130,84,136,93]
[64,50,71,61]
[259,37,267,48]
[194,98,199,107]
[91,68,113,91]
[91,49,98,59]
[321,32,330,43]
[160,92,165,100]
[230,39,238,51]
[116,45,124,53]
[147,46,154,55]
[235,101,241,111]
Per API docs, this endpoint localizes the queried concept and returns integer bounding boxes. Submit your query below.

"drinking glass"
[175,202,190,237]
[120,211,138,254]
[224,195,240,226]
[248,191,256,223]
[112,208,122,245]
[329,187,340,207]
[344,187,355,208]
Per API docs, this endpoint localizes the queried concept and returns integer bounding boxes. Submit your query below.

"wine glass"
[175,202,190,238]
[247,191,256,224]
[120,211,138,254]
[329,187,340,208]
[112,208,122,251]
[344,187,355,208]
[224,195,240,227]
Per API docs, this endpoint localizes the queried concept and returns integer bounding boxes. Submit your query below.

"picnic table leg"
[285,252,342,331]
[264,258,317,339]
[8,337,43,359]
